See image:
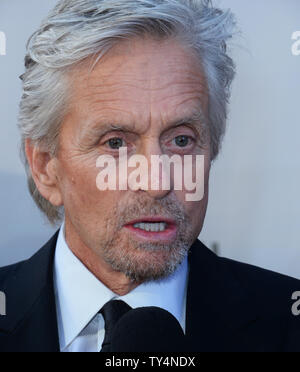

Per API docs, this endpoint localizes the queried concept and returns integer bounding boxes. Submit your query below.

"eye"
[107,137,124,150]
[173,135,191,147]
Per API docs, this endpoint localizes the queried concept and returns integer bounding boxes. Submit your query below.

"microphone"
[110,306,186,352]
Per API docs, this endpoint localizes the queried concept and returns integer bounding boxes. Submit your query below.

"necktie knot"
[99,300,132,352]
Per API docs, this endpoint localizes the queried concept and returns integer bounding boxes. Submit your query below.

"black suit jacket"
[0,232,300,352]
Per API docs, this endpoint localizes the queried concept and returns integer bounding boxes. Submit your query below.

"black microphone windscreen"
[110,306,186,352]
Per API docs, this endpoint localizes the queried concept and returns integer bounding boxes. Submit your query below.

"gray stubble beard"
[100,197,195,283]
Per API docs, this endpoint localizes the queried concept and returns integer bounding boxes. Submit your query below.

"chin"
[103,239,189,283]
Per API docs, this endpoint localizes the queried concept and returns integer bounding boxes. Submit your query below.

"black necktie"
[99,300,132,352]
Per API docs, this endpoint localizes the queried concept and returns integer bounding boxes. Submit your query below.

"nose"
[132,140,173,200]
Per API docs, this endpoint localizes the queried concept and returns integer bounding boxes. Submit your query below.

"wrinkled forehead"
[64,37,209,135]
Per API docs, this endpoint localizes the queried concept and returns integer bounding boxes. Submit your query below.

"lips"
[125,216,176,227]
[124,216,178,242]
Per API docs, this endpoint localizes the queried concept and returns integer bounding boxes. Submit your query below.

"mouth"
[123,217,178,242]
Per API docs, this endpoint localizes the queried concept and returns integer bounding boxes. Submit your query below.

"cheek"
[60,159,124,222]
[174,158,210,218]
[58,157,102,210]
[175,190,208,217]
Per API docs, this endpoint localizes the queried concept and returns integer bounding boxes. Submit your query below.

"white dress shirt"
[53,221,189,352]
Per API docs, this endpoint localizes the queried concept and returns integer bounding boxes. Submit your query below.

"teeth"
[133,222,167,232]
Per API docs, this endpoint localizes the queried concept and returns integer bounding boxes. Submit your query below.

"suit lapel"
[186,239,260,351]
[0,231,60,352]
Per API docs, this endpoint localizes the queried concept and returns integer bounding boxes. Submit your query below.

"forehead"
[67,37,208,128]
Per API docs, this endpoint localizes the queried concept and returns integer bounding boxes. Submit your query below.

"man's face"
[55,37,211,283]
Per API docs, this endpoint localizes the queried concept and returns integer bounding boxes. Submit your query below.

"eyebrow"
[168,109,208,133]
[83,107,208,143]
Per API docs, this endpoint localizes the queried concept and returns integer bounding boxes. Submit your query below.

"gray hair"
[19,0,236,225]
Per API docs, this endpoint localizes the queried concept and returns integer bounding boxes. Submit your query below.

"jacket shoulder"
[0,231,59,290]
[220,255,300,287]
[0,260,26,288]
[219,256,300,310]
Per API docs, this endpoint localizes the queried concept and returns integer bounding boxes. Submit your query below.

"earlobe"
[25,139,63,207]
[48,189,63,207]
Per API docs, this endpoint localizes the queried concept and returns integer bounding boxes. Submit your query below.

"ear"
[25,139,63,207]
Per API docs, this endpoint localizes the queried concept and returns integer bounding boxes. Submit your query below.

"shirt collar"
[54,221,189,351]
